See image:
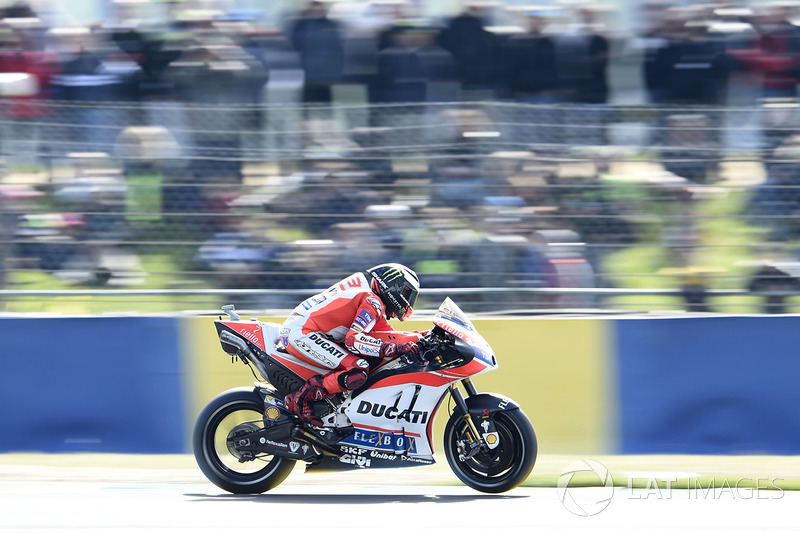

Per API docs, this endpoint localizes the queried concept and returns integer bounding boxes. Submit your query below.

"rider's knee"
[338,368,368,390]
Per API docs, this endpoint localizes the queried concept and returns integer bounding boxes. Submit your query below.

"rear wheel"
[444,408,537,493]
[193,388,296,494]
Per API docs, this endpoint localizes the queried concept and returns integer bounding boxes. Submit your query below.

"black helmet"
[367,263,420,321]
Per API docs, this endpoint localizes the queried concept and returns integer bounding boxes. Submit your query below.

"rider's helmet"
[367,263,420,321]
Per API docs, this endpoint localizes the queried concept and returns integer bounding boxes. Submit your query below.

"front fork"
[449,378,486,461]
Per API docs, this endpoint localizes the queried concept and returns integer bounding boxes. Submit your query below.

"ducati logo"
[308,333,347,359]
[356,400,429,424]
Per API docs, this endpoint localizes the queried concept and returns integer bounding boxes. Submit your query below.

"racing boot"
[284,375,330,427]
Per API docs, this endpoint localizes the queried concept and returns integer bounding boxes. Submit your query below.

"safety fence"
[2,99,800,313]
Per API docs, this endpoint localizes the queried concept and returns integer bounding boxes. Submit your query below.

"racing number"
[339,275,362,291]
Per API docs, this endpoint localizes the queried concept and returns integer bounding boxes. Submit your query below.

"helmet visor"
[399,283,419,320]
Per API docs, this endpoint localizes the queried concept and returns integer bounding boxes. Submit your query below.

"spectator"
[730,6,800,101]
[555,8,610,105]
[438,6,501,97]
[502,14,560,146]
[0,20,59,163]
[748,158,800,241]
[373,29,427,103]
[655,22,727,105]
[503,15,558,101]
[553,8,610,146]
[290,1,344,106]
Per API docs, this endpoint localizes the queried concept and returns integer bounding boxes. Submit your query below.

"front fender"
[465,393,520,418]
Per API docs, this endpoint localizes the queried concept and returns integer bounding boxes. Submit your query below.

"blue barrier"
[0,317,185,453]
[3,314,800,455]
[616,316,800,454]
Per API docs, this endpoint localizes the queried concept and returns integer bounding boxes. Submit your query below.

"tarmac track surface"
[0,463,797,533]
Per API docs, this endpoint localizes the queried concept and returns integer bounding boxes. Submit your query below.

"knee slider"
[339,368,367,391]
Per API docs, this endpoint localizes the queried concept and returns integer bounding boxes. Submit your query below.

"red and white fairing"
[217,299,498,460]
[342,298,498,458]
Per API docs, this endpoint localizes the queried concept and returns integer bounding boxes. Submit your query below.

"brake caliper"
[457,439,485,462]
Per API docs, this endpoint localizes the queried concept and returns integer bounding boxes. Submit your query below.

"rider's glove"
[380,341,420,363]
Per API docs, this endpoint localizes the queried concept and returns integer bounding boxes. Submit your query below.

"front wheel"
[193,387,296,494]
[444,408,537,493]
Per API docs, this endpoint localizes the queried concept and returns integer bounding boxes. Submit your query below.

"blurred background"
[3,0,800,315]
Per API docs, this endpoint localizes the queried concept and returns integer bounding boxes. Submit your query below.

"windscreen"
[432,297,495,366]
[434,297,476,333]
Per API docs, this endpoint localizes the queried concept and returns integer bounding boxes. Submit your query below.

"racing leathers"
[279,271,421,426]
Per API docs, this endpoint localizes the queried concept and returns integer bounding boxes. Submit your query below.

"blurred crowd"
[2,0,800,311]
[4,0,798,116]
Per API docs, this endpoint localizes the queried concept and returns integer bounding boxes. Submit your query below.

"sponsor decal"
[294,338,334,368]
[353,333,382,357]
[344,429,418,454]
[383,268,403,282]
[289,441,301,454]
[484,432,500,450]
[302,444,310,454]
[354,309,373,330]
[301,294,328,311]
[265,396,285,408]
[370,450,397,460]
[340,454,371,468]
[355,309,374,329]
[308,333,347,359]
[399,455,433,464]
[266,439,288,449]
[231,323,265,350]
[340,446,368,455]
[481,420,490,432]
[473,347,494,365]
[437,321,469,342]
[295,335,347,369]
[368,297,383,313]
[498,398,510,410]
[356,359,370,369]
[482,409,490,419]
[279,327,291,348]
[356,401,430,424]
[265,407,281,421]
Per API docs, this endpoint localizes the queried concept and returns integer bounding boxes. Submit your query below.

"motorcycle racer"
[280,263,423,426]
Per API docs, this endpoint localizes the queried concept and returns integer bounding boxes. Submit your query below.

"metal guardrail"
[0,287,796,297]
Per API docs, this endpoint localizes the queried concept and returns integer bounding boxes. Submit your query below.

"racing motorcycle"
[193,298,537,494]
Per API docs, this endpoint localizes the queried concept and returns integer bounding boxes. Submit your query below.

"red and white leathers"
[279,271,422,395]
